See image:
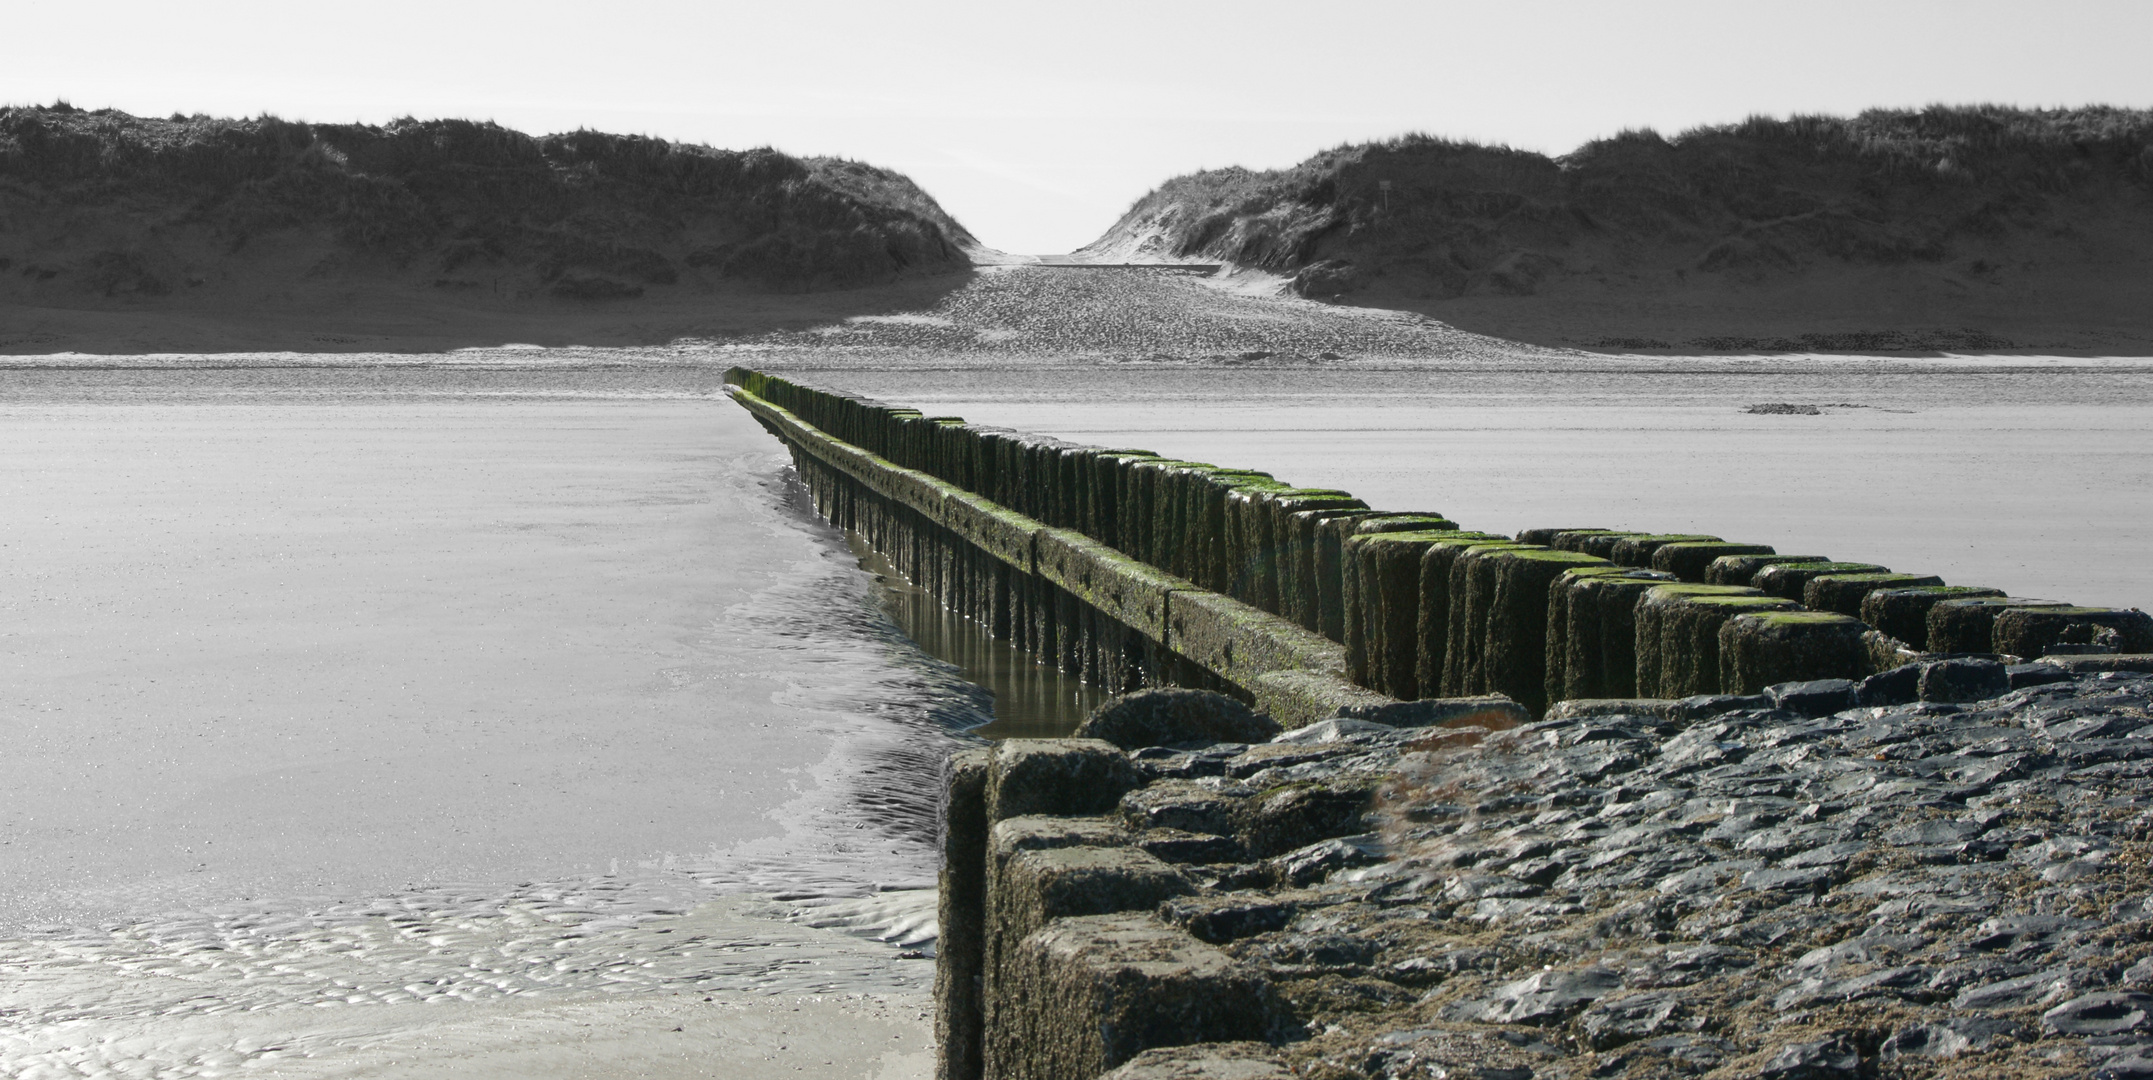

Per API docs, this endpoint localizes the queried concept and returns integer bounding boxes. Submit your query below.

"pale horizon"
[7,0,2151,252]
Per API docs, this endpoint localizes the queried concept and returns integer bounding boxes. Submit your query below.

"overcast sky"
[6,0,2149,253]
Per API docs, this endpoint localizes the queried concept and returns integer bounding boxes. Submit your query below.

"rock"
[1079,688,1280,750]
[1269,717,1397,744]
[1002,915,1279,1079]
[1757,1036,1861,1079]
[989,739,1144,821]
[1543,698,1679,721]
[1098,1041,1292,1080]
[1235,778,1377,858]
[1765,678,1858,717]
[1450,966,1622,1025]
[2007,662,2073,688]
[1856,663,1922,706]
[1158,893,1301,944]
[2046,992,2153,1037]
[1339,695,1532,729]
[1918,657,2010,702]
[1577,989,1696,1049]
[1121,780,1246,836]
[1879,1016,2019,1058]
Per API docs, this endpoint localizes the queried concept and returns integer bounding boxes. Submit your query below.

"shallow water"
[0,363,988,1077]
[850,536,1107,739]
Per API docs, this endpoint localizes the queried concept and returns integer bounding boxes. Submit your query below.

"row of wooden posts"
[730,368,2144,714]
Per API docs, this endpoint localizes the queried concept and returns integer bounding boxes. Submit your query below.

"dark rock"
[1098,1041,1293,1079]
[1272,834,1384,886]
[1449,967,1622,1025]
[989,739,1143,821]
[1856,663,1922,706]
[1158,893,1300,944]
[1235,779,1378,858]
[1137,829,1245,864]
[1672,693,1770,721]
[1577,990,1696,1049]
[1764,678,1857,717]
[1079,688,1281,750]
[1757,1036,1861,1079]
[1879,1016,2019,1059]
[1338,696,1532,729]
[1919,658,2010,703]
[2008,662,2073,689]
[2045,992,2153,1037]
[1122,780,1245,836]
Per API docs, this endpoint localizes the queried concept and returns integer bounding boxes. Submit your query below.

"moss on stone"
[1634,584,1798,698]
[1547,567,1676,703]
[1608,533,1723,568]
[1994,605,2153,658]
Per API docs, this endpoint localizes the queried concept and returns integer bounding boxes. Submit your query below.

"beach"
[0,366,976,1078]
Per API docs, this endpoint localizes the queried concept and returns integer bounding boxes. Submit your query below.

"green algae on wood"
[1860,585,2007,649]
[1803,572,1945,618]
[1718,610,1872,694]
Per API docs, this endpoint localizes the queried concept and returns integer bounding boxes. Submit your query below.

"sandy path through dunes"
[0,396,964,1078]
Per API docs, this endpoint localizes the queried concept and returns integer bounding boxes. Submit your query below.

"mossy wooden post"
[1994,606,2153,658]
[935,748,992,1080]
[1752,560,1887,601]
[1650,542,1776,583]
[1089,450,1155,552]
[1416,534,1520,698]
[1634,585,1799,698]
[1608,533,1722,568]
[1860,585,2006,649]
[1324,513,1451,645]
[1342,530,1456,699]
[1519,527,1607,546]
[1546,566,1674,704]
[1550,530,1642,557]
[1719,611,1873,694]
[1222,479,1290,607]
[1165,463,1225,586]
[1268,492,1368,632]
[1705,553,1830,586]
[1478,548,1610,713]
[1803,572,1945,618]
[1439,541,1538,697]
[1192,470,1270,593]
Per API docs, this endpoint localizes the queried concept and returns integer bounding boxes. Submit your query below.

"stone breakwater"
[940,670,2153,1080]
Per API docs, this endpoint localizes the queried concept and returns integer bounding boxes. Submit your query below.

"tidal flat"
[1,342,2148,1078]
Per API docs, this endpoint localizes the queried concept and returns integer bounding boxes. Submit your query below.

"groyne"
[724,368,2153,1080]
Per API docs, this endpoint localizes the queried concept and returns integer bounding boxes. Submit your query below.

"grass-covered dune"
[0,104,978,351]
[1084,107,2153,353]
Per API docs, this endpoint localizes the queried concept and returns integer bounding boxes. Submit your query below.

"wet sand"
[0,389,972,1077]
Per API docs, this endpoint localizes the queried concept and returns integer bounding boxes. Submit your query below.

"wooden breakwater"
[725,367,2153,721]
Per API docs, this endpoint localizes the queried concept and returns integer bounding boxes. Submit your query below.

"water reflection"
[848,534,1110,739]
